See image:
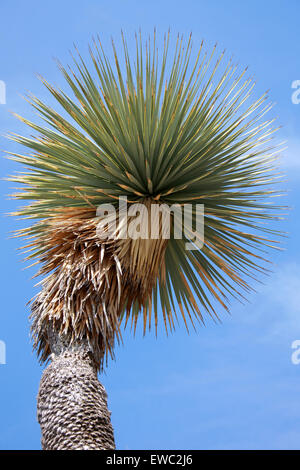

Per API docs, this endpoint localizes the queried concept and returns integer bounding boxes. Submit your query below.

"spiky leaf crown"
[8,32,284,367]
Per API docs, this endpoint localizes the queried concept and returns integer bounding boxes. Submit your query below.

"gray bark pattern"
[37,331,115,450]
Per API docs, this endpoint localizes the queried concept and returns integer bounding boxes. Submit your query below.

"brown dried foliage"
[29,204,168,368]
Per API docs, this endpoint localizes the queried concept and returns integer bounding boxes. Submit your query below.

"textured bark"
[37,329,115,450]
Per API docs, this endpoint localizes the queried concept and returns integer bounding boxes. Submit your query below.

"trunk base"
[37,350,115,450]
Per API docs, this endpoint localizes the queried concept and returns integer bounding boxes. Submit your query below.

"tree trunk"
[37,328,115,450]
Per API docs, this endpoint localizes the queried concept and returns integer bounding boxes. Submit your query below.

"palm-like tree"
[9,32,283,450]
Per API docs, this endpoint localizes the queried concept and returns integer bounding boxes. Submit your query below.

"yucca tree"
[8,31,283,450]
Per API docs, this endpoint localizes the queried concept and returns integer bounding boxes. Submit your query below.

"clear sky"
[0,0,300,450]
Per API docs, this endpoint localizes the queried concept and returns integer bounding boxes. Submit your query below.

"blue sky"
[0,0,300,450]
